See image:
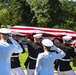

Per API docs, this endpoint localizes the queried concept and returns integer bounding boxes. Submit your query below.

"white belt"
[11,55,18,57]
[29,56,37,60]
[60,59,70,61]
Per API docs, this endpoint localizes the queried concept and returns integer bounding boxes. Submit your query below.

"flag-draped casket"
[9,26,76,40]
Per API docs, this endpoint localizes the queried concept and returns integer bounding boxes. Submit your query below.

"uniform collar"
[0,40,7,42]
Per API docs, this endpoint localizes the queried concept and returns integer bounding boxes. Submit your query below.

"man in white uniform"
[0,28,22,75]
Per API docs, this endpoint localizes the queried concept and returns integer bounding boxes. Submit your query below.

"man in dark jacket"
[24,34,44,75]
[55,35,76,75]
[10,32,25,75]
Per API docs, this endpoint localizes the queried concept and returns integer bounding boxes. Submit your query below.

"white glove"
[74,48,76,52]
[51,45,62,53]
[51,45,57,50]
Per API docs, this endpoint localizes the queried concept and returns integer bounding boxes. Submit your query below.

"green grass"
[19,52,28,69]
[70,62,76,71]
[19,52,76,71]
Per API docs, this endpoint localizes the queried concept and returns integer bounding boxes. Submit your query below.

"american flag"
[9,26,76,40]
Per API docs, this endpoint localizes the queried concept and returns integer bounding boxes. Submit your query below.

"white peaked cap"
[62,35,72,40]
[33,33,42,38]
[0,28,11,34]
[42,39,53,47]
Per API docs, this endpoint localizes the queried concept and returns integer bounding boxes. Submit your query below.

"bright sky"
[69,0,76,1]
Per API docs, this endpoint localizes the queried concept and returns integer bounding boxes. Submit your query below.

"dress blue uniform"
[24,34,44,75]
[54,35,76,75]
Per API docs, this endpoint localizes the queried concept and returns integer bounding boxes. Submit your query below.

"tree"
[26,0,64,27]
[0,0,21,26]
[18,0,35,26]
[56,0,76,31]
[6,0,21,25]
[0,8,9,27]
[48,0,64,27]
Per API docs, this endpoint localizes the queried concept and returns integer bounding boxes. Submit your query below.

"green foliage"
[6,0,21,25]
[26,0,63,27]
[26,0,49,26]
[0,0,76,31]
[18,0,34,26]
[48,0,64,27]
[0,0,21,26]
[58,0,76,31]
[0,8,9,26]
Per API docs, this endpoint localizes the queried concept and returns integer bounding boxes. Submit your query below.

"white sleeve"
[34,54,41,75]
[9,37,22,53]
[52,45,66,59]
[56,48,66,59]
